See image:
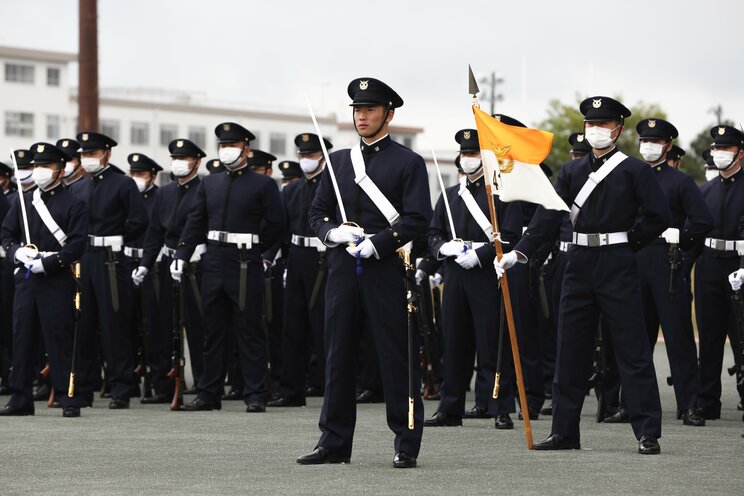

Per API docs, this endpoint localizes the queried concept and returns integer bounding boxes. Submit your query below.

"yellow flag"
[473,107,568,211]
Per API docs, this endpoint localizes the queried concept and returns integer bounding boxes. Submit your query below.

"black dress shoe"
[180,397,221,411]
[62,406,80,418]
[533,434,581,450]
[140,393,171,405]
[267,397,306,407]
[356,389,384,403]
[246,400,266,413]
[603,408,630,423]
[393,451,417,468]
[494,414,514,430]
[33,384,50,401]
[681,409,705,427]
[462,405,491,419]
[108,398,130,409]
[638,435,660,455]
[304,386,324,397]
[518,408,540,421]
[423,411,462,427]
[222,388,242,401]
[540,403,553,416]
[296,447,350,465]
[0,404,34,416]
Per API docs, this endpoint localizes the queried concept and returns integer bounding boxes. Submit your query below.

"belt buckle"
[714,239,725,251]
[218,231,228,243]
[587,233,600,247]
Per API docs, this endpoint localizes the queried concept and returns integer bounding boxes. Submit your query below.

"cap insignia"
[176,140,184,148]
[359,80,369,90]
[719,127,726,135]
[36,144,45,153]
[592,99,602,109]
[648,119,656,128]
[302,134,309,142]
[577,134,584,142]
[463,130,471,140]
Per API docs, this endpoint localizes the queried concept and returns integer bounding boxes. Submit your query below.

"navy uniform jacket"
[0,192,8,225]
[129,185,158,249]
[428,176,522,266]
[141,177,200,269]
[700,168,744,250]
[176,167,285,260]
[516,148,671,257]
[72,166,148,242]
[647,163,712,250]
[1,184,87,273]
[309,136,431,255]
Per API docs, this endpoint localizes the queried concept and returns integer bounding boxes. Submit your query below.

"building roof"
[0,45,77,64]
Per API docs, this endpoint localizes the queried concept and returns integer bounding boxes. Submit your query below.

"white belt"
[190,243,207,263]
[559,241,571,252]
[704,238,743,252]
[123,246,143,258]
[160,246,176,259]
[207,230,259,248]
[0,246,5,258]
[572,231,628,247]
[291,234,327,252]
[88,235,124,251]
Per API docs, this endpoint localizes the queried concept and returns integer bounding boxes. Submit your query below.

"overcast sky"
[2,0,742,153]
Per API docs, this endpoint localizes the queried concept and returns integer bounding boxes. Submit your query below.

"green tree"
[535,95,666,176]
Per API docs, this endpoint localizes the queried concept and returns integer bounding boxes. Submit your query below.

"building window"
[101,120,120,142]
[188,126,206,149]
[160,124,178,146]
[5,111,34,137]
[131,122,149,145]
[5,63,34,84]
[269,133,285,155]
[46,115,60,139]
[47,67,60,87]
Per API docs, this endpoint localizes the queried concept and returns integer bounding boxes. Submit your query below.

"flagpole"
[469,64,533,449]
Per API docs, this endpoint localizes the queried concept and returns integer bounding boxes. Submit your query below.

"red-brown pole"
[78,0,98,132]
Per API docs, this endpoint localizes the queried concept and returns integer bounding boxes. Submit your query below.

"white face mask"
[299,157,321,174]
[639,142,665,163]
[711,149,737,170]
[81,156,104,174]
[460,156,482,174]
[171,159,191,177]
[17,169,34,186]
[705,169,719,181]
[63,161,76,178]
[132,176,148,193]
[584,125,618,150]
[32,167,58,191]
[218,147,243,168]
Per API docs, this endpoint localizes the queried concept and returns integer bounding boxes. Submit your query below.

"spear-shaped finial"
[468,64,480,108]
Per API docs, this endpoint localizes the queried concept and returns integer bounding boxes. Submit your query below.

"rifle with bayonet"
[588,320,607,422]
[132,284,153,400]
[668,242,680,302]
[730,290,744,420]
[416,277,438,400]
[167,281,185,411]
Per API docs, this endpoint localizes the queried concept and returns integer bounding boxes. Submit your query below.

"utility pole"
[78,0,99,132]
[479,72,504,115]
[709,104,723,125]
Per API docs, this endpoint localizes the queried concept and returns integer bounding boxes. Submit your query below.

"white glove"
[455,249,480,270]
[131,266,148,286]
[429,273,443,287]
[170,259,185,282]
[494,251,519,279]
[415,269,426,285]
[439,240,466,258]
[346,238,376,259]
[26,259,45,274]
[328,224,364,244]
[14,246,38,265]
[728,269,744,292]
[661,228,680,245]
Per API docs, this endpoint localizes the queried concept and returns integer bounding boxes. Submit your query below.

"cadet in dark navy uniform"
[136,140,207,402]
[268,134,332,408]
[173,123,285,413]
[278,160,303,187]
[125,153,165,402]
[206,158,225,175]
[297,77,431,468]
[666,145,685,170]
[75,131,149,409]
[0,143,87,417]
[695,125,744,420]
[56,138,86,188]
[634,118,711,426]
[0,161,16,196]
[0,161,11,394]
[496,97,670,454]
[423,128,521,430]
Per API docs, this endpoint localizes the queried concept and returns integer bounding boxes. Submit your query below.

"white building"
[0,45,458,201]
